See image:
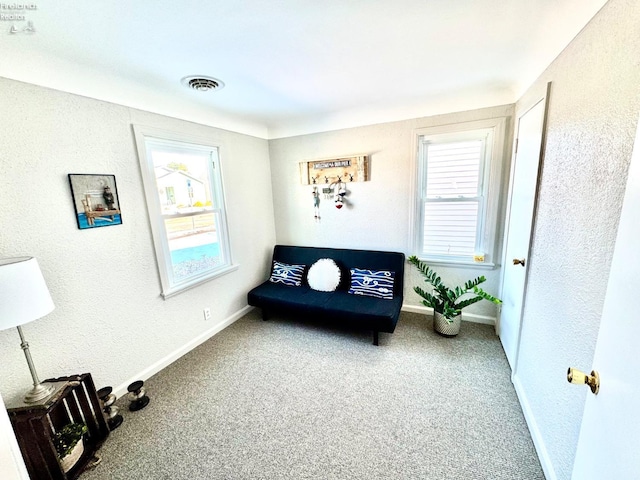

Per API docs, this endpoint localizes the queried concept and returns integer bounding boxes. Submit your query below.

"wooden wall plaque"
[299,155,368,185]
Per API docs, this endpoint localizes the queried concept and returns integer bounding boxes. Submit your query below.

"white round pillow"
[307,258,341,292]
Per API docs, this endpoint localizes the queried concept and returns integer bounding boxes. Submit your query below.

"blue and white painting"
[68,174,123,230]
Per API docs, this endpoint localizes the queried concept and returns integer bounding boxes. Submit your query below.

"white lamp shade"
[0,257,55,330]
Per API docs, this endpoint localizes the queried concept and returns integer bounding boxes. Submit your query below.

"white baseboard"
[113,305,253,399]
[401,304,496,326]
[513,374,555,480]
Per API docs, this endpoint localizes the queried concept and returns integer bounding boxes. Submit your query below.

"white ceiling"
[0,0,607,138]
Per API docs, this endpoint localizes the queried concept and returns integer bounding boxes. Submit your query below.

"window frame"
[411,117,507,268]
[133,125,237,298]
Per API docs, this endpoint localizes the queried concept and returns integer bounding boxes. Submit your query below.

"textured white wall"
[0,78,276,403]
[513,0,640,478]
[268,104,514,319]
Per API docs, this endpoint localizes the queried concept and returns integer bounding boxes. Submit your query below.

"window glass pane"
[148,147,223,284]
[148,141,230,286]
[423,200,478,256]
[165,212,223,281]
[426,140,481,198]
[151,150,215,213]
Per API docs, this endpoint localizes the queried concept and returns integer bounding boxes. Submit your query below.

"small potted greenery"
[408,256,502,336]
[54,422,88,472]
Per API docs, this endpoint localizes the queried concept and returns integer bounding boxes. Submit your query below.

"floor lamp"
[0,257,59,404]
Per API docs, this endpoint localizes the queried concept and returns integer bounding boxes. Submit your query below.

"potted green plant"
[54,422,88,472]
[408,256,502,336]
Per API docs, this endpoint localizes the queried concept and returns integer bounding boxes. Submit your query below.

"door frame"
[497,81,551,375]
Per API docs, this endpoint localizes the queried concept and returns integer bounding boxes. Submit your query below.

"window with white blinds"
[414,118,506,266]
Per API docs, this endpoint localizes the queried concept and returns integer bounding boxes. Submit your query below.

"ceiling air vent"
[181,75,225,92]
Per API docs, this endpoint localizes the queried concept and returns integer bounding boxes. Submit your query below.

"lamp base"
[23,382,64,405]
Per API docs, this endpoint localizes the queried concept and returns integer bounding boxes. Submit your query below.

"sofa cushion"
[321,291,402,328]
[307,258,341,292]
[269,260,305,287]
[348,268,395,300]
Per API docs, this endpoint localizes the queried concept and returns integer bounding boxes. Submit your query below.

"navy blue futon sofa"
[247,245,405,345]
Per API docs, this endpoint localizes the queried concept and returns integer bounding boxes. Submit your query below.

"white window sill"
[161,263,240,299]
[415,257,497,270]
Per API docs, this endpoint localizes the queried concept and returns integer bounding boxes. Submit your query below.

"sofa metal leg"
[373,331,379,346]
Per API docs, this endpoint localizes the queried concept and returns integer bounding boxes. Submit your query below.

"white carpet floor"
[82,310,544,480]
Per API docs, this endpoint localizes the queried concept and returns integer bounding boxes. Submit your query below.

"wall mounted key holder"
[299,155,369,185]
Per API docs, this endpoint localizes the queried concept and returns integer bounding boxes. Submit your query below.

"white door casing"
[498,83,551,370]
[571,113,640,479]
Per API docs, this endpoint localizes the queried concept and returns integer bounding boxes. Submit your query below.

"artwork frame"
[68,174,123,229]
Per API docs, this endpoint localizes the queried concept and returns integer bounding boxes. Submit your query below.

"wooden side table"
[7,373,109,480]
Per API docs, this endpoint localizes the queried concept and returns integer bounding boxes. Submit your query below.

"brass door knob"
[567,367,600,395]
[513,258,526,267]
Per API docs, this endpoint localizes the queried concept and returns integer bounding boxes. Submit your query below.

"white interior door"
[499,84,550,370]
[571,113,640,479]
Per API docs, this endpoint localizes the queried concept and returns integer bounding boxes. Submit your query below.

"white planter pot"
[433,311,461,337]
[59,439,84,473]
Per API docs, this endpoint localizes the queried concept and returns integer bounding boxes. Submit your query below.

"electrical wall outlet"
[203,308,211,321]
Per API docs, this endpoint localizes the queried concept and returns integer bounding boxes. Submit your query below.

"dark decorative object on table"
[127,380,150,411]
[97,386,124,430]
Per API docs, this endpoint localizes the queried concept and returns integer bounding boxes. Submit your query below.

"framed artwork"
[68,174,123,229]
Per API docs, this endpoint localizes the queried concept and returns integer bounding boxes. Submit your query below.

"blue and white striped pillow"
[269,261,305,287]
[348,268,395,300]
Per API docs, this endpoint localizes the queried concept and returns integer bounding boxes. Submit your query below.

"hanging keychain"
[334,179,347,209]
[312,186,320,221]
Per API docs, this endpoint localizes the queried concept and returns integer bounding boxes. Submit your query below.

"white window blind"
[423,140,484,257]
